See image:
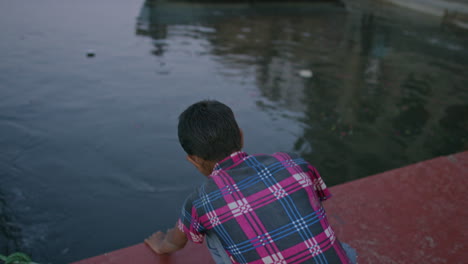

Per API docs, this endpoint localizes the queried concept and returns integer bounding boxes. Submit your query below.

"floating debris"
[86,50,95,58]
[236,34,246,39]
[298,69,313,78]
[248,92,259,97]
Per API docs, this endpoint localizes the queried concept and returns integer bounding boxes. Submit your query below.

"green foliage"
[0,252,36,264]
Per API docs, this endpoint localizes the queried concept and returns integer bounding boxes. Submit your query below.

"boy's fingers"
[146,231,165,241]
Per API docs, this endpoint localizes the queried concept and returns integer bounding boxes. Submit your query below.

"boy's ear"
[187,155,202,169]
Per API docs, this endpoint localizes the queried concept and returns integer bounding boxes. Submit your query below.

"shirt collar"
[213,151,249,171]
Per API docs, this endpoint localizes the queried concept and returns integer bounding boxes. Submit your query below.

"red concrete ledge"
[325,150,468,264]
[72,151,468,264]
[71,241,214,264]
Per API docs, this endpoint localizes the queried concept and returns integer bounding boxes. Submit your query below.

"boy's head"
[178,100,242,163]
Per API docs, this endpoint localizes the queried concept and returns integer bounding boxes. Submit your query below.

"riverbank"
[72,150,468,263]
[369,0,468,29]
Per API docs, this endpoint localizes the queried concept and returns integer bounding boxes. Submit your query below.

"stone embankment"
[381,0,468,29]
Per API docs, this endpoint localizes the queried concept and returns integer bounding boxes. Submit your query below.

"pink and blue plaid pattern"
[178,152,351,264]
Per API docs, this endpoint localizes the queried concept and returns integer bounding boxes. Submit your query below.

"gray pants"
[206,232,232,264]
[341,242,358,264]
[206,234,358,264]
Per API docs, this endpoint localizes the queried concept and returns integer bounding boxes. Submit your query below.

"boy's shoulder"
[245,151,301,159]
[272,151,302,159]
[255,151,306,164]
[186,152,316,204]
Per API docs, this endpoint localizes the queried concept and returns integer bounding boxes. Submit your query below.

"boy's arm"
[145,223,188,254]
[307,164,332,201]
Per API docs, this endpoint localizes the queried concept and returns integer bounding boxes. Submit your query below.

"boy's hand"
[144,231,166,254]
[144,226,188,254]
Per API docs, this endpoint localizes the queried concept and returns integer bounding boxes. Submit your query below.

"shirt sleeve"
[177,192,206,244]
[307,164,332,201]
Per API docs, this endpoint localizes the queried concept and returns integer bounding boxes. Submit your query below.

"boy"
[145,100,356,263]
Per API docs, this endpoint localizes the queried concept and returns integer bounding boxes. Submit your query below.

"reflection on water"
[136,0,468,184]
[0,0,467,263]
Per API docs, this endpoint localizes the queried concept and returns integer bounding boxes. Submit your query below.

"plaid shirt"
[178,152,351,264]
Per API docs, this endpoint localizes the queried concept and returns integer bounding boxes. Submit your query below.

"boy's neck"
[202,160,217,177]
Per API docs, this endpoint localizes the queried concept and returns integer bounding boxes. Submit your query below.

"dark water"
[1,0,467,263]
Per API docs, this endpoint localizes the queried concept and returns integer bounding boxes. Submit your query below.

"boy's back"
[178,151,351,264]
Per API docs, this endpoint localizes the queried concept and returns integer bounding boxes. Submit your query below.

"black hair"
[178,100,242,161]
